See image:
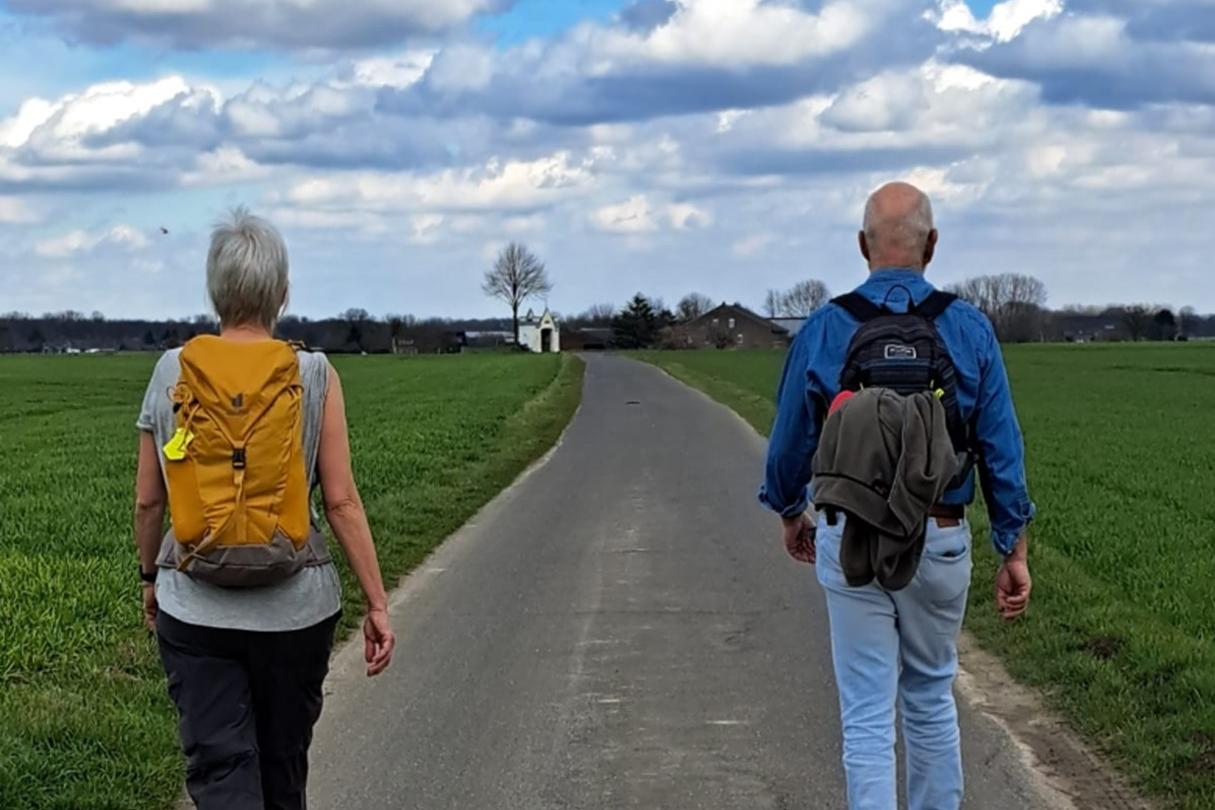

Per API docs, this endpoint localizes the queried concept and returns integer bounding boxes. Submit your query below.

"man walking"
[760,182,1035,809]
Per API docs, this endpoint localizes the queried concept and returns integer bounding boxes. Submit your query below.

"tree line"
[0,310,508,355]
[6,254,1214,354]
[940,273,1207,343]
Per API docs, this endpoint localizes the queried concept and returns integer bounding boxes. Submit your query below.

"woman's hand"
[142,583,158,632]
[363,608,395,677]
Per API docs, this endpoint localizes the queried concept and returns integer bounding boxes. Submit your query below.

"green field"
[637,344,1215,809]
[0,351,583,810]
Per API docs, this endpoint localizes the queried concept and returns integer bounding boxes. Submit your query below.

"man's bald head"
[859,182,938,272]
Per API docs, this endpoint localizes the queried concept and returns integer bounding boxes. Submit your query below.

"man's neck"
[868,265,924,274]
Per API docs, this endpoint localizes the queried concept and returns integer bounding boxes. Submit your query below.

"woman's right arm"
[316,365,395,676]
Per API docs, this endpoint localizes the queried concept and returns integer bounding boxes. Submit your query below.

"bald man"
[759,182,1035,810]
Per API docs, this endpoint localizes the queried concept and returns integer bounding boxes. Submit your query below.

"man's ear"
[922,229,938,268]
[858,231,870,263]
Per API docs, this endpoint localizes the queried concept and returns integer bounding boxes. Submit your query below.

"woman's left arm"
[134,432,167,630]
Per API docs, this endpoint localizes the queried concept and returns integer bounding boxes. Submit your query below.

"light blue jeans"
[815,513,973,810]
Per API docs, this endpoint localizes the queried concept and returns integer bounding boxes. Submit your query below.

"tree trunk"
[512,306,519,349]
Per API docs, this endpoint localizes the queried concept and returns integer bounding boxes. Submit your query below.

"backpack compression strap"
[831,293,883,323]
[912,291,958,320]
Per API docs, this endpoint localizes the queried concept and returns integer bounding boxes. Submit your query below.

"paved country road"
[309,355,1056,810]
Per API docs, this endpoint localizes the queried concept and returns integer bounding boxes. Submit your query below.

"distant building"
[518,309,561,353]
[679,303,791,350]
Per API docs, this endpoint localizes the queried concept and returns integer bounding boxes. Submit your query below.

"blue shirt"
[759,269,1035,555]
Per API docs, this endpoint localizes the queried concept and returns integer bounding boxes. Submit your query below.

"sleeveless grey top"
[137,346,342,632]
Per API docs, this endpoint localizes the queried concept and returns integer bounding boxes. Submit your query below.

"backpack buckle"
[232,447,247,469]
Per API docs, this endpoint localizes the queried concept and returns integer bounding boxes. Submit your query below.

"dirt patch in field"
[1083,634,1125,660]
[1188,732,1215,776]
[957,633,1155,810]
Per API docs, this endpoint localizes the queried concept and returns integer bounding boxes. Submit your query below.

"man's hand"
[995,537,1031,621]
[782,513,816,565]
[363,608,396,677]
[142,583,158,632]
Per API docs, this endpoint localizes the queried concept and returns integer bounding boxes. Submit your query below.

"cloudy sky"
[0,0,1211,320]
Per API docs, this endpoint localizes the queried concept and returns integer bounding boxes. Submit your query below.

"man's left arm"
[973,325,1035,619]
[972,326,1036,554]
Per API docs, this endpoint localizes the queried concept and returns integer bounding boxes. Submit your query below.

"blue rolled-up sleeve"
[973,325,1036,554]
[758,334,820,518]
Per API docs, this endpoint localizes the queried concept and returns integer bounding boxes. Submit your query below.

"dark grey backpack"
[832,289,974,486]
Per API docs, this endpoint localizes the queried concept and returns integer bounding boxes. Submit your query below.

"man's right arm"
[759,333,820,519]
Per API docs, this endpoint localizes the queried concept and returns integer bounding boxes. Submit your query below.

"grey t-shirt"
[137,346,342,632]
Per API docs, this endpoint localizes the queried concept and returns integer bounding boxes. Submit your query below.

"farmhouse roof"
[688,302,789,334]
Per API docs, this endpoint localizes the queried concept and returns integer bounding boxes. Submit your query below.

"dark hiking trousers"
[156,611,340,810]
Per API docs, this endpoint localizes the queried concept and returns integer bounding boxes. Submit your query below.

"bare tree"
[482,242,552,344]
[1180,306,1200,338]
[677,292,714,322]
[946,273,1047,342]
[763,289,783,318]
[385,313,417,354]
[568,304,615,328]
[763,280,831,318]
[584,303,616,324]
[782,280,831,317]
[339,308,372,352]
[1119,304,1155,341]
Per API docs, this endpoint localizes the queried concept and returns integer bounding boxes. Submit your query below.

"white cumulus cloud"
[284,152,596,216]
[35,225,149,258]
[0,197,41,224]
[932,0,1063,42]
[596,0,873,67]
[592,195,657,233]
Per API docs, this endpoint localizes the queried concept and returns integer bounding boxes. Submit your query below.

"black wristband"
[140,567,158,584]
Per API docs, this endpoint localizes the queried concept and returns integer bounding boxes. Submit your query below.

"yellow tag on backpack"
[163,335,312,587]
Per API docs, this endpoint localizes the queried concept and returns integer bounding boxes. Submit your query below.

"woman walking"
[133,208,395,809]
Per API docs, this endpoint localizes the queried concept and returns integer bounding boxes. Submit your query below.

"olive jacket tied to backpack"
[812,387,960,591]
[809,287,972,591]
[159,335,329,588]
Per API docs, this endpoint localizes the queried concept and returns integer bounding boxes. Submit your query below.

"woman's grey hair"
[206,207,289,329]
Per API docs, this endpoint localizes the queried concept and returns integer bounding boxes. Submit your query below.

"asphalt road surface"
[309,354,1055,810]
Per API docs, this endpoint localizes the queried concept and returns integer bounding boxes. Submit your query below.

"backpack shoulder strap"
[913,291,957,320]
[831,292,883,323]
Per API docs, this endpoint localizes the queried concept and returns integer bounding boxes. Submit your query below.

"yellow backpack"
[162,336,313,587]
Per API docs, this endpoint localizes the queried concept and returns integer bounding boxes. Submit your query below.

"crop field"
[0,351,583,810]
[636,343,1215,809]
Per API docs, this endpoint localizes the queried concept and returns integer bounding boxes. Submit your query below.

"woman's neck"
[219,323,273,342]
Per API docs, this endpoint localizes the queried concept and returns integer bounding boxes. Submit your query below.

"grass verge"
[0,351,584,810]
